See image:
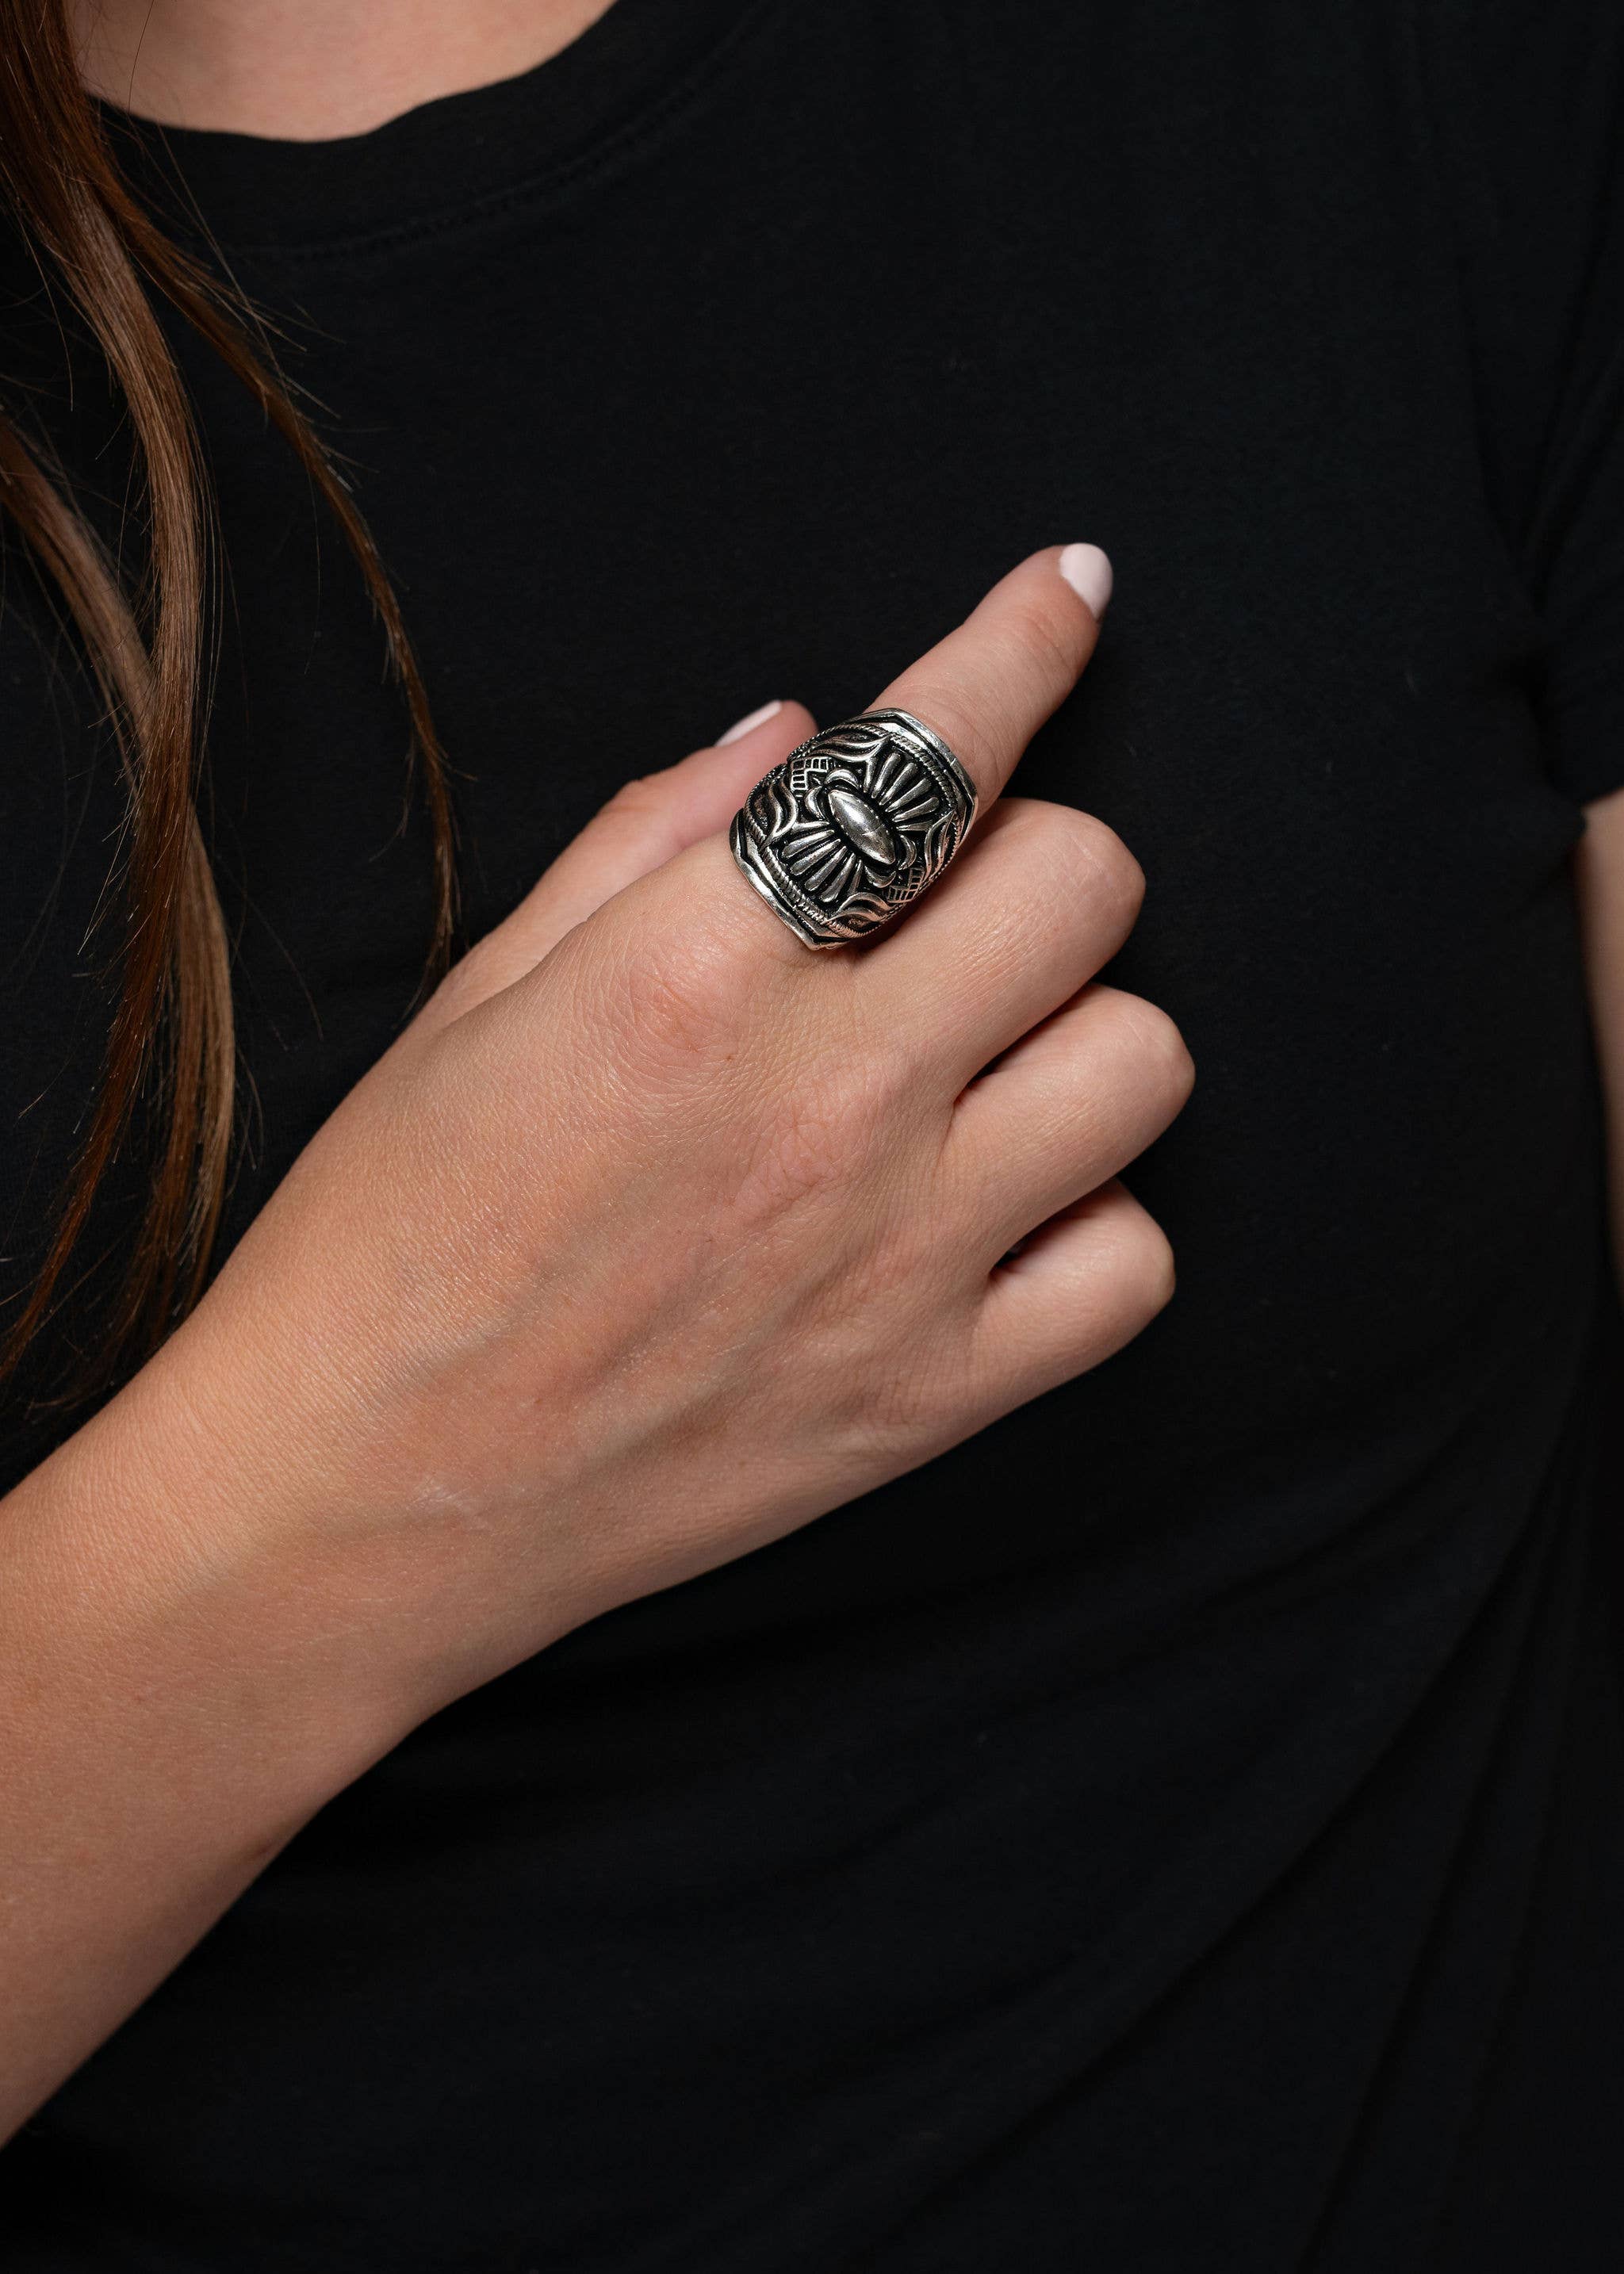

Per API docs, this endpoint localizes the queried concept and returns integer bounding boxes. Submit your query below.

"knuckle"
[733,1058,882,1220]
[1021,803,1146,919]
[1069,810,1146,917]
[769,1076,869,1196]
[1109,993,1196,1098]
[604,925,741,1065]
[598,770,668,821]
[587,772,688,871]
[1116,1204,1178,1317]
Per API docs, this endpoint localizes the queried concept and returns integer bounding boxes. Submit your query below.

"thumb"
[412,699,817,1039]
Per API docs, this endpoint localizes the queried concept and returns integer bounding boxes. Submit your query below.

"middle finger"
[859,794,1147,1093]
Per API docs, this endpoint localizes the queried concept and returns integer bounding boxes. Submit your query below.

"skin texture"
[0,548,1193,2136]
[16,0,1624,2161]
[71,0,617,136]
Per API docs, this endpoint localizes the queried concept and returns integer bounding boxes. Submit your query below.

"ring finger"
[940,982,1194,1267]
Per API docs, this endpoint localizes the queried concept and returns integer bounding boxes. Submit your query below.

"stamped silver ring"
[729,707,979,950]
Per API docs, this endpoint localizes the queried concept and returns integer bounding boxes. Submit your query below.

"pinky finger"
[973,1178,1176,1407]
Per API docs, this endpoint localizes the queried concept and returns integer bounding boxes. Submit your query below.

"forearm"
[0,1359,409,2140]
[0,545,1160,2142]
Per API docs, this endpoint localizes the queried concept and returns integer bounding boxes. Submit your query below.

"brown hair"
[0,2,455,1395]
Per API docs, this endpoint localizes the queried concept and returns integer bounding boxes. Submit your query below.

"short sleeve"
[1416,0,1624,806]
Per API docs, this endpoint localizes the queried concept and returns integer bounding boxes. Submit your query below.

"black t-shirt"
[3,1,1623,2265]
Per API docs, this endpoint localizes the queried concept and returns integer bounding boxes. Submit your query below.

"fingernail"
[717,699,783,745]
[1058,542,1113,618]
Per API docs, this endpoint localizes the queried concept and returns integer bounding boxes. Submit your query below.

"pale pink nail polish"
[717,699,783,745]
[1058,542,1113,618]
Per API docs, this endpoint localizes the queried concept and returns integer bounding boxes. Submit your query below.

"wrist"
[9,1343,424,1823]
[0,1342,431,2134]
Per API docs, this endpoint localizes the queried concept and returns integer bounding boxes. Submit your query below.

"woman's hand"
[0,546,1191,2127]
[110,546,1192,1721]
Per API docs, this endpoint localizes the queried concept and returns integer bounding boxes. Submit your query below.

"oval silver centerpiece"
[826,784,900,868]
[730,707,980,948]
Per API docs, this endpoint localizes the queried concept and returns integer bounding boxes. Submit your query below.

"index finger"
[871,542,1112,809]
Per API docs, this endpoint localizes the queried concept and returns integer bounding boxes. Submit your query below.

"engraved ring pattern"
[729,707,979,949]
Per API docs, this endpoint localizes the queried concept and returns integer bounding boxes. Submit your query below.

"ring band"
[729,707,979,950]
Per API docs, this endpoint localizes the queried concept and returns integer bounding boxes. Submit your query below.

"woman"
[2,0,1620,2264]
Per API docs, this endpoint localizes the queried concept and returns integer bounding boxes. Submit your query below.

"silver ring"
[729,707,979,950]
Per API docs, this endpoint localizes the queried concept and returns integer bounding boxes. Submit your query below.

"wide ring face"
[729,708,979,949]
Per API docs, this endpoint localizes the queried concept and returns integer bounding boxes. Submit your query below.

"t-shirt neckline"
[100,0,754,254]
